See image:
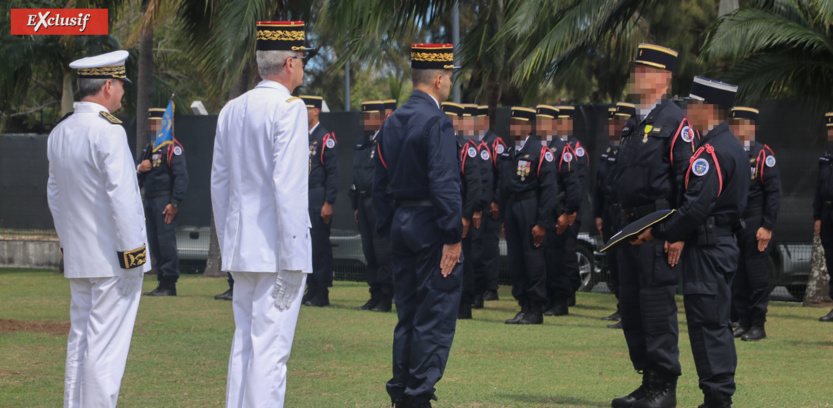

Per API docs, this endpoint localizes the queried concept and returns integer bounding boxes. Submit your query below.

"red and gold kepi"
[256,21,313,52]
[411,44,459,70]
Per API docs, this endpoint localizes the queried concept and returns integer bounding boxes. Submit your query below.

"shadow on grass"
[498,393,608,407]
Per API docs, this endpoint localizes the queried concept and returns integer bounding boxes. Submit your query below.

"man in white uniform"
[211,21,313,408]
[47,50,150,408]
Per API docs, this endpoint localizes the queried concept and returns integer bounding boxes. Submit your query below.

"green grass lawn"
[0,269,831,408]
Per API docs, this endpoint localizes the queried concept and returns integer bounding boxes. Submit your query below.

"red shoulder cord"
[669,118,694,164]
[575,141,589,165]
[685,143,723,196]
[376,139,388,170]
[491,138,506,167]
[320,132,337,165]
[167,140,182,164]
[537,146,550,177]
[561,142,577,173]
[460,141,471,175]
[756,148,767,184]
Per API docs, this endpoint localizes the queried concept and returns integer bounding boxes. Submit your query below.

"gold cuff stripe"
[411,52,454,62]
[119,244,147,269]
[257,30,305,41]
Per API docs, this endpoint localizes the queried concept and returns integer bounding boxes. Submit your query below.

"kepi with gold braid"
[383,99,398,111]
[477,105,489,117]
[615,102,636,118]
[441,102,464,116]
[826,112,833,128]
[148,108,165,120]
[632,43,678,72]
[411,44,460,70]
[730,107,759,122]
[256,21,314,52]
[511,107,536,122]
[300,95,323,109]
[536,105,558,119]
[556,105,575,119]
[70,50,131,83]
[361,100,385,113]
[118,245,148,269]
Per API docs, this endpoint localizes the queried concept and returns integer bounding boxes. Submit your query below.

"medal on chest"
[750,157,757,180]
[517,160,531,181]
[643,125,652,143]
[152,153,162,168]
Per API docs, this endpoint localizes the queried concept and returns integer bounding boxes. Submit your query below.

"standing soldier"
[301,95,339,307]
[352,100,394,312]
[610,44,698,408]
[137,108,189,297]
[47,50,150,407]
[442,102,483,319]
[373,43,463,408]
[729,107,781,341]
[536,104,581,316]
[472,105,505,304]
[593,102,636,328]
[631,76,748,408]
[814,112,833,322]
[211,21,313,407]
[497,107,559,325]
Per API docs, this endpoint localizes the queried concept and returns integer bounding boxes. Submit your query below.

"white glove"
[272,270,305,311]
[116,271,143,297]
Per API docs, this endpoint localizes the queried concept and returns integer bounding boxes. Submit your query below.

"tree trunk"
[61,67,74,116]
[804,233,831,306]
[204,60,251,278]
[135,18,154,157]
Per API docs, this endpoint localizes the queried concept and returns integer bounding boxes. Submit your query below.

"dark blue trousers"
[143,195,179,284]
[357,196,393,298]
[504,197,547,307]
[308,188,333,299]
[386,207,462,406]
[731,215,771,327]
[472,210,501,294]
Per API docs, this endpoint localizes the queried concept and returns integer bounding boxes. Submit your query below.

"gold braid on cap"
[257,29,305,41]
[78,65,126,79]
[411,52,454,62]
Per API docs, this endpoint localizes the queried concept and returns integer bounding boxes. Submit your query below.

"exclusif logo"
[10,9,109,35]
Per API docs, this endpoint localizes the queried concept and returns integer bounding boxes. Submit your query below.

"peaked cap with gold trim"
[256,21,314,52]
[411,44,460,70]
[70,50,131,83]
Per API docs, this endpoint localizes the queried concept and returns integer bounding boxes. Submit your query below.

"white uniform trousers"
[225,272,306,408]
[64,276,142,408]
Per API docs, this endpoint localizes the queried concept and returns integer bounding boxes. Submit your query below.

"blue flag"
[152,98,175,152]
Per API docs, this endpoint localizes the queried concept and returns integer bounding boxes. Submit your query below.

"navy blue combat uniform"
[731,108,781,337]
[306,120,339,305]
[351,101,393,311]
[138,125,189,295]
[537,106,582,315]
[497,107,559,324]
[813,111,833,322]
[557,106,590,298]
[472,125,506,300]
[374,82,463,406]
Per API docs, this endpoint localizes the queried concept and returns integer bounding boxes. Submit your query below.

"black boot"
[472,294,484,309]
[392,398,409,408]
[698,394,732,408]
[544,302,568,316]
[602,310,621,321]
[304,291,330,307]
[518,304,544,325]
[356,294,378,311]
[568,293,576,307]
[458,302,473,319]
[144,280,176,296]
[607,320,623,329]
[214,288,233,300]
[819,308,833,322]
[732,324,748,338]
[741,322,766,341]
[633,371,677,408]
[371,296,392,312]
[483,289,499,301]
[505,302,528,324]
[612,370,656,408]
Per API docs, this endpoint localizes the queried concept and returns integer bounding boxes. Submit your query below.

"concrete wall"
[0,239,61,270]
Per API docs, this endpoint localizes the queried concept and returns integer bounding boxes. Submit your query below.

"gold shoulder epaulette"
[100,111,122,124]
[286,96,301,103]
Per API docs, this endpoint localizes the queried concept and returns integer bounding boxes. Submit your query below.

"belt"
[743,207,763,218]
[145,190,171,199]
[621,199,669,223]
[395,198,433,208]
[358,191,371,198]
[508,191,536,202]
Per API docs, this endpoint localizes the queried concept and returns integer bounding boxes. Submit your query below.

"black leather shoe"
[371,296,392,312]
[472,295,484,309]
[733,325,748,338]
[483,289,499,301]
[214,289,233,301]
[144,286,176,296]
[607,320,623,329]
[458,302,473,319]
[742,322,766,341]
[392,399,409,408]
[505,311,526,324]
[819,308,833,322]
[303,295,330,307]
[301,291,314,303]
[602,311,621,321]
[544,304,568,316]
[612,370,655,408]
[518,309,543,325]
[633,372,677,408]
[355,297,378,311]
[568,294,576,307]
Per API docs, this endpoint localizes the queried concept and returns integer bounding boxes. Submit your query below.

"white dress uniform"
[212,78,312,408]
[46,50,149,408]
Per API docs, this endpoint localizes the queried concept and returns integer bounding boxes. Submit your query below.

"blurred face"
[536,117,556,139]
[607,118,627,140]
[728,119,755,143]
[509,118,531,141]
[555,118,573,136]
[461,116,477,138]
[685,101,726,133]
[306,107,320,128]
[629,64,671,103]
[361,112,384,135]
[448,114,460,133]
[147,119,162,139]
[827,127,833,141]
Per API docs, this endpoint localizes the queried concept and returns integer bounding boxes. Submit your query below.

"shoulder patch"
[575,146,585,157]
[173,146,183,156]
[468,146,477,158]
[100,111,122,124]
[544,151,554,162]
[563,152,573,163]
[495,144,505,154]
[480,150,490,161]
[286,96,301,103]
[680,126,692,143]
[326,138,336,148]
[765,155,776,168]
[692,158,710,177]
